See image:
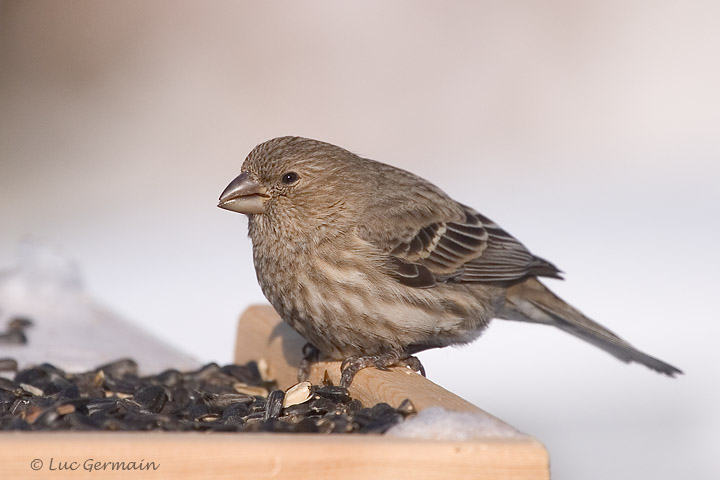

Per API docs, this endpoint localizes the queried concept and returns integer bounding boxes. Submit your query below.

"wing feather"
[362,201,562,287]
[351,162,561,287]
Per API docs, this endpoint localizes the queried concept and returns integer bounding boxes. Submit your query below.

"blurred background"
[1,1,718,477]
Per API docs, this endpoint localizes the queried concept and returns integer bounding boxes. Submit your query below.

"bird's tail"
[499,277,682,376]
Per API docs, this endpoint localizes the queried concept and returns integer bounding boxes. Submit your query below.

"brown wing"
[377,205,562,288]
[458,208,562,282]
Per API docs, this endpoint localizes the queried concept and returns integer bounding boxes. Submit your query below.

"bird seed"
[0,359,414,433]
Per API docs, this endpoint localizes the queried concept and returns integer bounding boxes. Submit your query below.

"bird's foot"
[339,352,426,388]
[297,342,320,382]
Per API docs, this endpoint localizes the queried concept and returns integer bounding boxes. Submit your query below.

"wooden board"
[0,432,548,479]
[233,305,550,479]
[0,305,550,480]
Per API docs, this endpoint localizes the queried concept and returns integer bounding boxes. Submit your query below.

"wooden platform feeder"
[0,305,550,479]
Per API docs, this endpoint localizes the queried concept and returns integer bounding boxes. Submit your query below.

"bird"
[218,136,682,386]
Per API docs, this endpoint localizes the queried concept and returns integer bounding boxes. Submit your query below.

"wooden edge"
[0,432,549,480]
[0,305,549,480]
[234,305,529,426]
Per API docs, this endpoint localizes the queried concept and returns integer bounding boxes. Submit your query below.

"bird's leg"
[297,342,320,382]
[339,352,426,388]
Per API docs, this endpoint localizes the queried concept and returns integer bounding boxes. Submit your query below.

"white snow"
[386,406,524,440]
[0,240,199,373]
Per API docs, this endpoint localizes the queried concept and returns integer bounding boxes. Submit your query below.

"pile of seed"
[0,359,413,433]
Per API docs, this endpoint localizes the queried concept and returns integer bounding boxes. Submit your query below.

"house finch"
[219,136,682,386]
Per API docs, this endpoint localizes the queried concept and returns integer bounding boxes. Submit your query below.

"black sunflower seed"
[0,359,412,433]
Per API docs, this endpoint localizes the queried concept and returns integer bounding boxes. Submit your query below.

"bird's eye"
[281,172,299,184]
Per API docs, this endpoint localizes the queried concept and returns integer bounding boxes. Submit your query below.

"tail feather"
[500,278,683,377]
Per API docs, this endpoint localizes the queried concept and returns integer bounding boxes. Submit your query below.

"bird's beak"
[218,172,268,215]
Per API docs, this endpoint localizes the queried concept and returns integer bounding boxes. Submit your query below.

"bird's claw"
[339,353,426,388]
[297,342,320,382]
[402,356,426,377]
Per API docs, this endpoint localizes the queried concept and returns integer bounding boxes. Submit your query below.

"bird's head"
[218,136,361,236]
